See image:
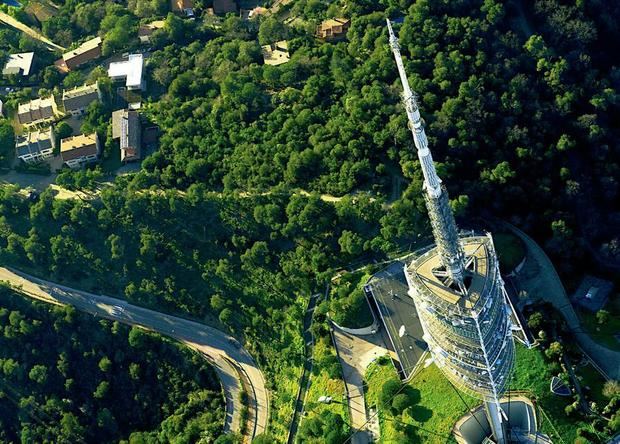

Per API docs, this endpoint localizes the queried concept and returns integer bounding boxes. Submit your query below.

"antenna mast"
[387,19,466,287]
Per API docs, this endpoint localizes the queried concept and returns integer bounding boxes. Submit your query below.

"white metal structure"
[387,19,515,443]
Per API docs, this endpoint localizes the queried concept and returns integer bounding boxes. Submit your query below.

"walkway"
[505,223,620,380]
[332,328,390,444]
[0,266,269,441]
[0,11,65,51]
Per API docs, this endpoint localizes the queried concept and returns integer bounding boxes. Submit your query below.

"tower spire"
[387,19,466,287]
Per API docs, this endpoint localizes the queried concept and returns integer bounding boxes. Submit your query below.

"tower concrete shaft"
[388,19,515,444]
[386,19,465,285]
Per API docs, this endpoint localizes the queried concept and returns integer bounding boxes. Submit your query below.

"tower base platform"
[453,396,553,444]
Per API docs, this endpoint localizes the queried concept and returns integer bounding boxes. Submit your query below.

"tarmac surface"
[0,266,269,441]
[366,260,427,379]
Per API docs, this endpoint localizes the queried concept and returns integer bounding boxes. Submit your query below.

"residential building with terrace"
[62,82,102,116]
[108,54,144,91]
[316,18,350,40]
[2,52,34,77]
[112,109,141,163]
[60,133,100,169]
[62,37,103,70]
[17,96,59,126]
[261,41,290,66]
[15,127,55,164]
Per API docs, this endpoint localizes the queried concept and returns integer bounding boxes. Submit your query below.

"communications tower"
[387,20,515,443]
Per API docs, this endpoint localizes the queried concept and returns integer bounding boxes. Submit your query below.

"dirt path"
[0,11,65,51]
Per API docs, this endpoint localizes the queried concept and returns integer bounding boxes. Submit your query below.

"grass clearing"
[513,344,611,442]
[303,337,348,422]
[580,308,620,351]
[365,356,468,443]
[364,345,611,443]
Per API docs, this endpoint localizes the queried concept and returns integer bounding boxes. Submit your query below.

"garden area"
[365,355,472,443]
[329,269,375,329]
[302,336,349,425]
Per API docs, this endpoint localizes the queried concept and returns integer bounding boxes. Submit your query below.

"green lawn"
[513,344,610,442]
[364,345,611,443]
[580,308,620,351]
[494,231,526,272]
[578,363,607,407]
[365,356,469,443]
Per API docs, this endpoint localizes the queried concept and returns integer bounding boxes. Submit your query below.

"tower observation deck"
[387,20,515,443]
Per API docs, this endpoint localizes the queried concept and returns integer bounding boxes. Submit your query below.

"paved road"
[0,11,65,51]
[0,267,269,441]
[505,223,620,380]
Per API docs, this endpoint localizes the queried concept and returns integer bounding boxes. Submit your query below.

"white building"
[16,128,55,164]
[2,53,34,76]
[108,54,144,91]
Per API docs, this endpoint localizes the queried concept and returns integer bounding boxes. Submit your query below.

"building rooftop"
[261,41,290,66]
[2,52,34,76]
[18,96,55,114]
[139,20,166,37]
[62,82,99,100]
[108,54,144,90]
[61,133,98,158]
[572,275,613,312]
[63,37,102,60]
[213,0,237,14]
[112,109,141,161]
[320,18,349,29]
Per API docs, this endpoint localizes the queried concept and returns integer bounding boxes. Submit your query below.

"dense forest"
[0,287,224,443]
[0,0,619,441]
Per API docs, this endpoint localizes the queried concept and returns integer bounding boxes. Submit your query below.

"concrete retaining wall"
[331,319,379,336]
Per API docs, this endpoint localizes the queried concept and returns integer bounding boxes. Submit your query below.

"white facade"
[64,153,98,169]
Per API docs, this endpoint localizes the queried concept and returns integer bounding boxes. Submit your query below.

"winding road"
[0,266,269,441]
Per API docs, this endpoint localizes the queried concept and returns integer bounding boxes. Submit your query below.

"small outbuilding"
[572,275,613,312]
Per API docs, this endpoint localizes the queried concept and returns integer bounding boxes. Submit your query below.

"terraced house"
[62,82,101,116]
[17,96,59,126]
[15,127,55,164]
